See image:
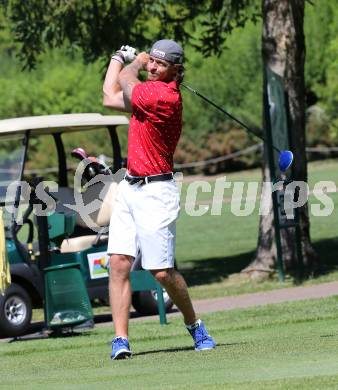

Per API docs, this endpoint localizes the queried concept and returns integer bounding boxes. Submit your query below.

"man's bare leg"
[151,268,197,325]
[151,268,216,350]
[109,254,133,337]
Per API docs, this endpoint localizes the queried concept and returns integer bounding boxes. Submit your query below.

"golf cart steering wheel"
[15,176,58,243]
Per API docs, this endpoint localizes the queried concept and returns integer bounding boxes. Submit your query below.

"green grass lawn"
[4,296,338,389]
[177,158,338,262]
[175,159,338,298]
[31,159,338,320]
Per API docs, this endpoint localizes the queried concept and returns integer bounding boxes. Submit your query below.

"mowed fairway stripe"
[2,297,338,389]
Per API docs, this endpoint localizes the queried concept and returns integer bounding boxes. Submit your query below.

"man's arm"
[103,58,129,112]
[118,52,149,108]
[103,46,137,112]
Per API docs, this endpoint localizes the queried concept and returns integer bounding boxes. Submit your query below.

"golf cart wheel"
[0,283,32,337]
[132,289,173,316]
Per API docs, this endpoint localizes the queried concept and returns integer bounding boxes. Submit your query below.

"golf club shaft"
[181,83,282,154]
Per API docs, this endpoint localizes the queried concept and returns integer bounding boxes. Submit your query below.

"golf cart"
[0,113,173,338]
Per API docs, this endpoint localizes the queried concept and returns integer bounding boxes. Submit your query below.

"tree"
[0,0,262,69]
[243,0,318,279]
[0,0,318,278]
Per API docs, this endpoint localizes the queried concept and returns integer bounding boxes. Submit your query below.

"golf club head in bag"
[71,147,111,179]
[71,147,88,161]
[278,150,293,173]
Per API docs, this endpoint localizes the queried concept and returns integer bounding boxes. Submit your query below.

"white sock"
[186,319,201,330]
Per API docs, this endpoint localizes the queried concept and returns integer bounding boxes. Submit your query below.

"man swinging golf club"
[103,39,216,359]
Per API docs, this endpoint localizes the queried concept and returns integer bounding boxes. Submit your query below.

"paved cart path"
[94,280,338,326]
[129,280,338,323]
[191,281,338,313]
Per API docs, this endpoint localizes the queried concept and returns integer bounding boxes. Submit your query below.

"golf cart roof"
[0,113,129,136]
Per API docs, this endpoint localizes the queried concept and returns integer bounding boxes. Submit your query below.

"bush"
[174,124,261,175]
[0,49,103,119]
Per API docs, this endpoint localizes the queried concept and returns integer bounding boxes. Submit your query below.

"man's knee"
[109,254,132,277]
[151,268,175,286]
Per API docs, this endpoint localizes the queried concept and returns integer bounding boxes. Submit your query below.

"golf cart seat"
[53,180,118,253]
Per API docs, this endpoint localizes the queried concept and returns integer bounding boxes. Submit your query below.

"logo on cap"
[152,49,166,58]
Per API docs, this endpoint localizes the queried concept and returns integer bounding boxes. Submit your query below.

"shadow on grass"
[134,342,245,356]
[312,237,338,274]
[6,329,92,344]
[179,251,255,287]
[179,237,338,287]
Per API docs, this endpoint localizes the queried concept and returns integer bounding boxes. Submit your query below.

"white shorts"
[107,178,180,270]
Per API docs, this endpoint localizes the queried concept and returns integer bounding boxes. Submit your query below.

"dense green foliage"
[0,50,103,118]
[304,1,338,145]
[0,2,337,172]
[0,0,260,69]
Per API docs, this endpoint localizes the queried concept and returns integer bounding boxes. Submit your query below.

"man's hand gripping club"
[111,45,137,64]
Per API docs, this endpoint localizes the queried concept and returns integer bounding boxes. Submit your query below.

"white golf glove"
[111,45,137,64]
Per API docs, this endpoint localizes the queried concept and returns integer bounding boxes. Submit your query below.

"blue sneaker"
[111,337,132,360]
[187,320,216,351]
